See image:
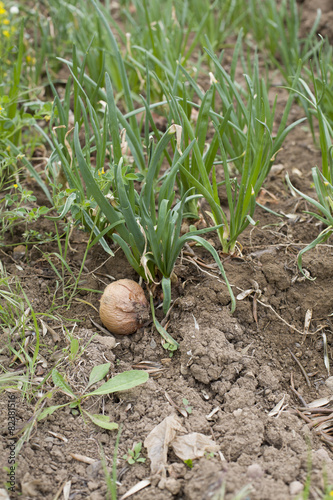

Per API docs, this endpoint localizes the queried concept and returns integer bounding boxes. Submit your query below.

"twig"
[256,297,325,335]
[290,372,308,407]
[288,348,311,388]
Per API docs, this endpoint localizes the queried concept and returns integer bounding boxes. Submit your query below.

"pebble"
[94,334,116,350]
[87,492,105,500]
[324,376,333,391]
[164,478,181,495]
[88,481,99,491]
[0,488,10,500]
[289,481,303,496]
[246,463,264,480]
[314,448,332,463]
[12,245,26,260]
[87,461,102,479]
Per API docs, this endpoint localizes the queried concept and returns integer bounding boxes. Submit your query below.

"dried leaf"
[206,407,220,420]
[192,314,199,331]
[323,333,330,375]
[236,289,254,301]
[268,394,286,417]
[69,453,96,464]
[307,396,333,408]
[165,392,188,418]
[63,480,71,500]
[144,415,183,475]
[303,309,312,335]
[169,124,183,155]
[171,433,219,461]
[119,479,151,500]
[47,431,68,443]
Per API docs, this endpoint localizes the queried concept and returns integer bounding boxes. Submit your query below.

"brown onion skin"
[99,279,150,335]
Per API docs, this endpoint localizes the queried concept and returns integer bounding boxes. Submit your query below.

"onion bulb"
[99,279,150,335]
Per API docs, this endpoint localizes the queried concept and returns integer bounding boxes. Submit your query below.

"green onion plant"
[285,61,333,274]
[161,35,304,254]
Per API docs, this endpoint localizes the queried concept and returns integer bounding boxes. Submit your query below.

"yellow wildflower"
[0,7,7,15]
[44,115,51,122]
[13,184,18,188]
[98,168,105,176]
[16,154,24,160]
[3,19,9,25]
[26,55,36,65]
[3,30,10,38]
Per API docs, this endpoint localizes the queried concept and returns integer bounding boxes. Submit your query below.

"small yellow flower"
[0,106,2,113]
[44,115,51,122]
[26,55,32,63]
[3,18,9,25]
[16,154,24,160]
[3,30,10,38]
[13,184,18,188]
[98,168,105,176]
[0,7,7,15]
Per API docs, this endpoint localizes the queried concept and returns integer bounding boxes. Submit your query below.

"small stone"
[94,334,116,350]
[87,492,105,500]
[233,409,243,417]
[87,461,102,479]
[0,488,10,500]
[88,481,99,491]
[164,478,181,495]
[314,448,332,463]
[247,463,264,480]
[13,245,26,260]
[289,481,303,496]
[324,376,333,391]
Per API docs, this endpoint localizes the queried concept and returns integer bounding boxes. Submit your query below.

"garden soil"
[1,1,333,499]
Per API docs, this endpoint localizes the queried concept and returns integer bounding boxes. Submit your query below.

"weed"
[182,398,193,415]
[39,365,148,431]
[123,441,146,465]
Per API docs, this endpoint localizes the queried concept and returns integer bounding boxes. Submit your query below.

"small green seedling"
[162,342,178,357]
[38,364,149,431]
[123,441,146,465]
[184,459,193,469]
[182,398,193,415]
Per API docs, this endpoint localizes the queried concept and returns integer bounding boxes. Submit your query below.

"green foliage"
[163,34,303,254]
[286,168,333,275]
[245,0,321,81]
[38,366,149,430]
[123,441,146,465]
[285,57,333,274]
[182,398,193,414]
[46,52,236,326]
[0,178,49,242]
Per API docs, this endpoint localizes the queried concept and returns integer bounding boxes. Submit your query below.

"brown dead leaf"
[144,415,183,475]
[171,433,219,461]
